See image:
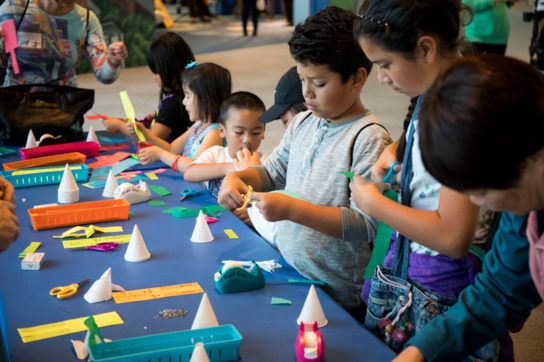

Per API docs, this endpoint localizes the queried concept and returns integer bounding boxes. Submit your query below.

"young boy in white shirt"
[184,91,266,201]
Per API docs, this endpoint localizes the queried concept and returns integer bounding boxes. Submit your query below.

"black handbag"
[0,0,94,145]
[0,84,94,145]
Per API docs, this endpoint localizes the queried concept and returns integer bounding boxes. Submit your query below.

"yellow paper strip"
[112,282,203,304]
[224,229,238,239]
[82,183,93,189]
[120,91,145,142]
[18,311,123,343]
[54,225,124,239]
[91,225,123,234]
[145,172,158,180]
[18,241,41,258]
[12,165,82,176]
[62,234,131,249]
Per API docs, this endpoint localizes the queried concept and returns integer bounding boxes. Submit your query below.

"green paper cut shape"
[149,185,172,197]
[288,279,325,286]
[148,200,165,206]
[172,208,200,218]
[130,154,139,160]
[162,207,187,214]
[338,171,355,180]
[271,297,292,305]
[128,211,135,216]
[363,188,398,279]
[84,316,105,348]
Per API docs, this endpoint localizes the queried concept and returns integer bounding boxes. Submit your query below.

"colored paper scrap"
[53,225,123,239]
[85,114,108,120]
[271,297,292,305]
[0,147,16,156]
[99,143,132,152]
[171,205,226,218]
[62,234,131,249]
[338,171,355,180]
[149,185,172,197]
[98,135,133,144]
[288,279,326,286]
[162,207,187,214]
[145,172,158,180]
[224,229,238,239]
[18,242,41,258]
[17,311,123,343]
[111,158,140,175]
[87,152,131,169]
[172,208,200,218]
[148,168,167,174]
[120,91,146,142]
[90,166,112,181]
[148,200,165,206]
[112,282,203,304]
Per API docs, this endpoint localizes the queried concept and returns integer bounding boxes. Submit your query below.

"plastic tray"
[1,164,89,188]
[89,325,242,362]
[2,152,86,171]
[28,199,130,230]
[20,141,99,160]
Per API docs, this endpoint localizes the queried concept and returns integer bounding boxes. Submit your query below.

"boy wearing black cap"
[259,66,307,129]
[218,6,391,317]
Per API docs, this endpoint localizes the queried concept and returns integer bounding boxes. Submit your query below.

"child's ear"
[417,36,438,64]
[352,67,367,91]
[219,123,227,138]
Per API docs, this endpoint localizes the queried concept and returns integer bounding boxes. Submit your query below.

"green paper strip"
[149,185,172,197]
[271,297,292,305]
[171,205,226,218]
[172,208,200,218]
[288,279,325,286]
[19,242,41,258]
[148,200,165,206]
[162,207,187,214]
[338,171,355,180]
[363,188,398,279]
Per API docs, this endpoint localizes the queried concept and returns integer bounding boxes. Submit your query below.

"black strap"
[16,0,30,31]
[347,121,388,170]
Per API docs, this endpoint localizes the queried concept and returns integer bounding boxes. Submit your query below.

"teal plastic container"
[89,325,242,362]
[0,164,89,188]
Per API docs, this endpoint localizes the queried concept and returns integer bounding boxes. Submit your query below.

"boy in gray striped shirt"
[218,6,391,317]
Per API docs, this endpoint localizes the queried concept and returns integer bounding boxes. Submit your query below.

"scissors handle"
[50,283,78,299]
[382,161,400,185]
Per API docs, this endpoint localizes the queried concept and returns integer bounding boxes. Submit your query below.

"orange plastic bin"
[28,199,130,230]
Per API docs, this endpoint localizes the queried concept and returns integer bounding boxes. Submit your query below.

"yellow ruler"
[112,282,204,304]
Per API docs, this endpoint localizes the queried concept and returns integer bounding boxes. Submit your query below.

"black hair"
[182,63,232,124]
[419,55,544,191]
[289,6,372,82]
[220,91,266,125]
[288,102,308,116]
[354,0,465,59]
[147,32,194,99]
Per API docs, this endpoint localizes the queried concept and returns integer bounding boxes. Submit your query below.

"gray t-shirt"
[255,110,392,309]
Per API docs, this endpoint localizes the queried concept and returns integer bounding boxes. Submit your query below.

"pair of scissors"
[382,161,400,185]
[49,279,90,299]
[179,188,200,201]
[236,185,253,210]
[71,242,119,252]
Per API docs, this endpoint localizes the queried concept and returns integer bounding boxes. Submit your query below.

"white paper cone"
[86,126,100,146]
[25,129,36,148]
[191,293,219,330]
[84,268,113,303]
[124,224,151,262]
[297,285,328,327]
[102,170,119,198]
[190,342,210,362]
[190,211,214,243]
[58,163,79,204]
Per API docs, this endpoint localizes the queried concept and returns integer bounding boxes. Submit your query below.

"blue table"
[0,143,395,361]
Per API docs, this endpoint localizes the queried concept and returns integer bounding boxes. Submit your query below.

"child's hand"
[217,173,250,210]
[137,146,162,164]
[125,120,147,141]
[233,148,262,171]
[250,192,291,222]
[101,117,125,133]
[349,175,390,215]
[232,208,253,227]
[371,143,401,190]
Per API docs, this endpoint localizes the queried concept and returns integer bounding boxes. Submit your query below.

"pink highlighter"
[2,19,20,75]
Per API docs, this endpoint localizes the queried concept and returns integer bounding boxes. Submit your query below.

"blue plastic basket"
[89,325,242,362]
[0,164,89,188]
